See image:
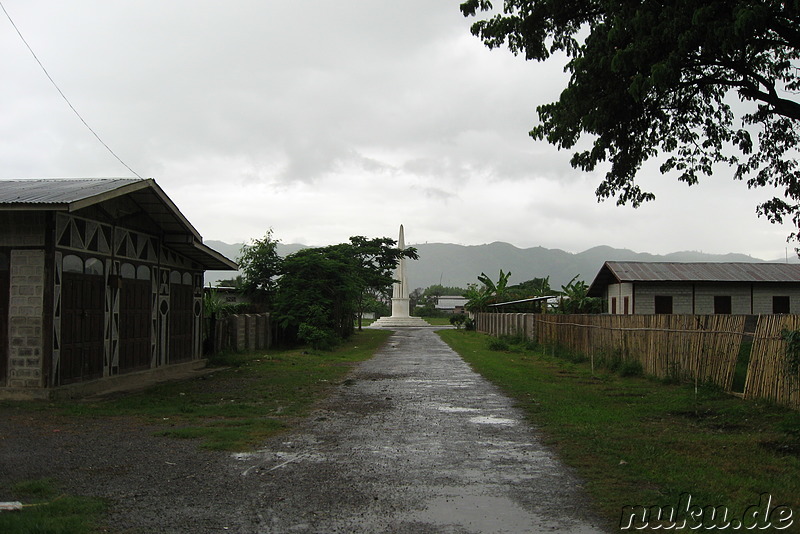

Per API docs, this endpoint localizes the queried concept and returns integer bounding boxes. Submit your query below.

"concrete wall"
[752,283,800,314]
[694,284,752,314]
[606,282,800,315]
[606,283,633,314]
[634,283,694,314]
[7,249,45,388]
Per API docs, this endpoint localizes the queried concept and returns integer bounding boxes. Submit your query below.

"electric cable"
[0,1,143,179]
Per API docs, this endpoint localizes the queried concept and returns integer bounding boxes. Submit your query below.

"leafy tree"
[273,236,418,347]
[409,287,425,311]
[361,289,391,319]
[422,284,467,298]
[274,245,360,348]
[213,275,245,289]
[465,270,512,312]
[557,275,603,314]
[348,236,419,330]
[461,1,800,242]
[511,277,553,298]
[238,229,283,309]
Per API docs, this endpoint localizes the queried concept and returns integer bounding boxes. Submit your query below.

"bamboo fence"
[475,312,800,410]
[746,315,800,408]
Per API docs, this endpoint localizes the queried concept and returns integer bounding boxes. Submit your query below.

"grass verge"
[0,329,392,534]
[438,330,800,532]
[0,478,107,534]
[60,328,393,451]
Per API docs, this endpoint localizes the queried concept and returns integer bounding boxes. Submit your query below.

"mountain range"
[204,240,789,292]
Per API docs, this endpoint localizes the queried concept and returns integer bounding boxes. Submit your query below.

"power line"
[0,1,143,179]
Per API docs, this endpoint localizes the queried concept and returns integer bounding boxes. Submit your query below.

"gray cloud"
[0,0,793,260]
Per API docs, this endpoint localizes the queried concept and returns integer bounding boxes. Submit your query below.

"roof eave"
[67,178,154,212]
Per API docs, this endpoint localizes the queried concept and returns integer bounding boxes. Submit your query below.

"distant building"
[0,178,237,398]
[204,286,249,306]
[587,261,800,315]
[436,296,468,314]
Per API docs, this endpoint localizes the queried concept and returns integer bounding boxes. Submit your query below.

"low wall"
[208,312,271,354]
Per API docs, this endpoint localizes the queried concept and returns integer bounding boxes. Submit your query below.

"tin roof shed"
[587,261,800,296]
[0,178,236,270]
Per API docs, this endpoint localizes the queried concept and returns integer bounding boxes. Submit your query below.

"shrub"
[298,323,338,351]
[449,313,467,329]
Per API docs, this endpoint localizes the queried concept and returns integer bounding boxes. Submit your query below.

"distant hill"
[203,239,775,291]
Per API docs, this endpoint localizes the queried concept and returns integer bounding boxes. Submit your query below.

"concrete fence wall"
[209,312,271,354]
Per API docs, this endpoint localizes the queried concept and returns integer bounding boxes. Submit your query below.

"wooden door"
[169,284,193,363]
[0,254,9,386]
[60,273,105,384]
[119,279,151,372]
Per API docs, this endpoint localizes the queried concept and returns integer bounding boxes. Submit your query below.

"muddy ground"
[0,327,604,533]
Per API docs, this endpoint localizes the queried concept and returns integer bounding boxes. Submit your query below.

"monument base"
[370,315,431,328]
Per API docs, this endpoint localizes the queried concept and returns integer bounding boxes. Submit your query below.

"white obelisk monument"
[390,224,410,317]
[371,225,429,327]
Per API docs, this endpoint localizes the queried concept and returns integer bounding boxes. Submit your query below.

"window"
[773,296,790,314]
[623,296,630,315]
[63,255,83,273]
[714,296,732,314]
[120,263,136,279]
[84,258,104,276]
[611,297,617,314]
[654,295,673,314]
[136,265,150,281]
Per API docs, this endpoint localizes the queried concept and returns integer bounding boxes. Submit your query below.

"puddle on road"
[436,405,480,413]
[469,415,518,426]
[410,490,598,534]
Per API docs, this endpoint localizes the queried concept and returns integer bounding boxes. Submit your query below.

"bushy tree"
[348,236,419,330]
[273,235,418,347]
[461,0,800,242]
[274,245,360,349]
[237,229,283,309]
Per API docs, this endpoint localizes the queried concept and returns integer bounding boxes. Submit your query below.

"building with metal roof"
[587,261,800,315]
[1,178,237,398]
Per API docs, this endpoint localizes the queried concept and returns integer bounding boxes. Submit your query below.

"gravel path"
[0,327,604,533]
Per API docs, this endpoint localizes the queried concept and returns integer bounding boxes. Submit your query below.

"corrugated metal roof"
[605,261,800,283]
[0,178,237,271]
[0,178,143,204]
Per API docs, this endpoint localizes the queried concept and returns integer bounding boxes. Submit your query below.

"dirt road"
[0,327,604,533]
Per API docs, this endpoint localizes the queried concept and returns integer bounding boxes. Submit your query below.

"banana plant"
[465,269,511,312]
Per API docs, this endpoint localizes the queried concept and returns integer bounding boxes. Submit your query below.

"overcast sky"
[1,1,795,260]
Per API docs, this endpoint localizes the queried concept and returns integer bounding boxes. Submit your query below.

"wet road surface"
[234,327,605,533]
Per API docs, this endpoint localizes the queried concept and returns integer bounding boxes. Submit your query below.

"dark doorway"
[169,283,193,363]
[119,278,152,372]
[0,252,9,386]
[654,295,673,314]
[60,272,105,384]
[773,296,790,314]
[714,295,732,315]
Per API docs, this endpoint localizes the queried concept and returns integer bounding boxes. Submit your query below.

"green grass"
[0,479,107,534]
[438,330,800,532]
[3,329,393,452]
[0,330,393,534]
[64,329,392,450]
